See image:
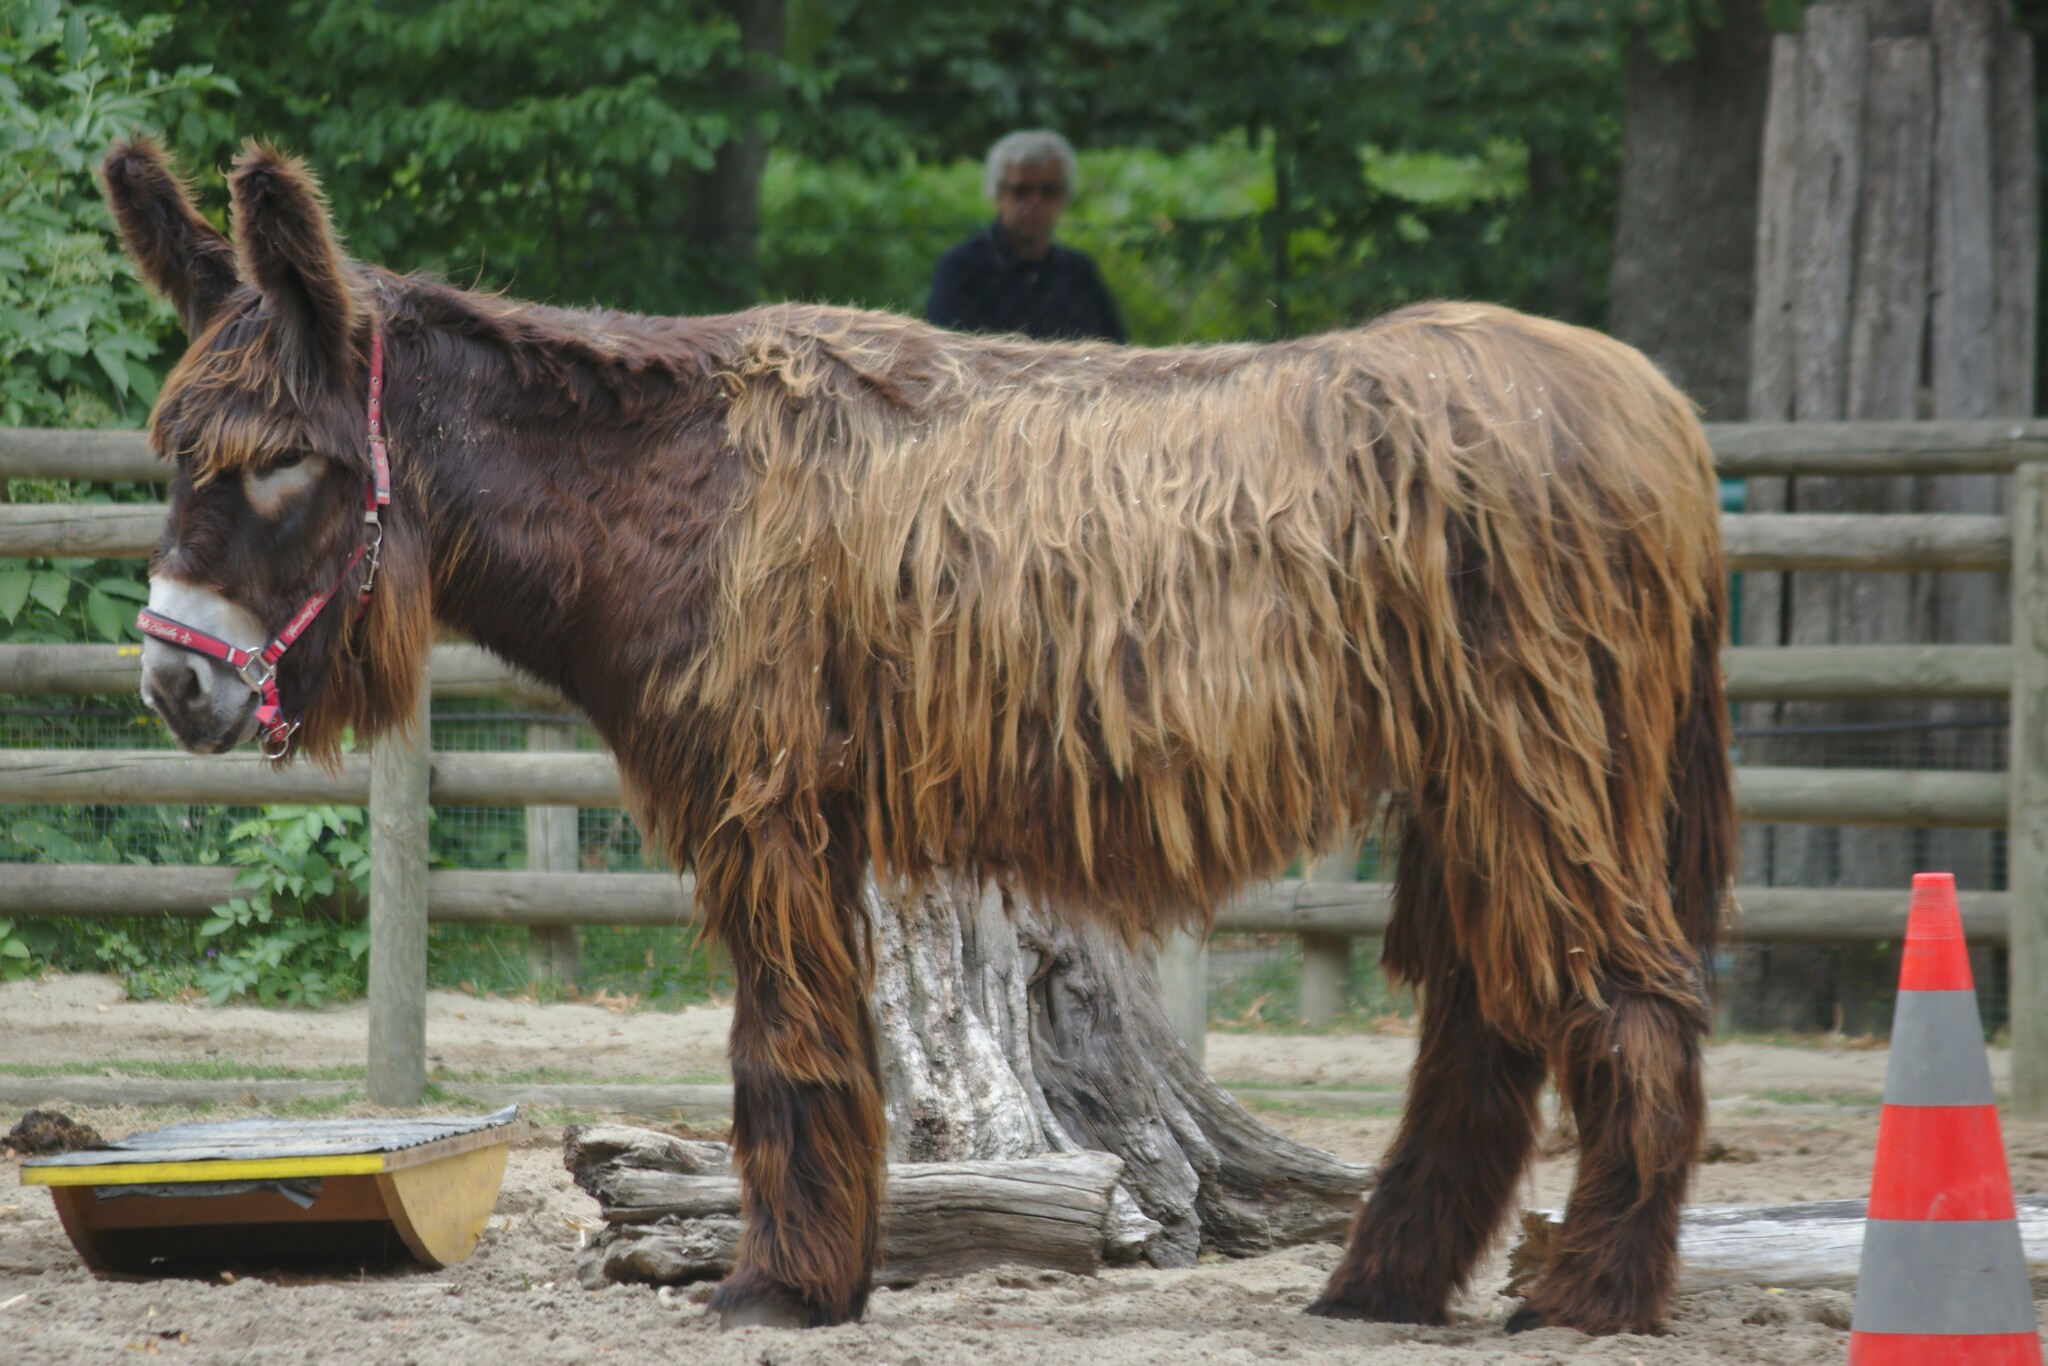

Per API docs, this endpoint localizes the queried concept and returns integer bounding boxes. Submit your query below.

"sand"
[3,973,2042,1363]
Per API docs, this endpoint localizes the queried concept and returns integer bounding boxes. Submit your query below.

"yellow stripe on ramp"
[19,1153,389,1186]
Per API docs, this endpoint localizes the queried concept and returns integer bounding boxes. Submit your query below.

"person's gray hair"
[983,130,1079,201]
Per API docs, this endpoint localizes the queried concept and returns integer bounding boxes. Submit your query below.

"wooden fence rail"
[0,500,2023,572]
[4,418,2045,1105]
[0,749,2010,828]
[0,641,2021,702]
[0,862,2013,946]
[15,418,2048,481]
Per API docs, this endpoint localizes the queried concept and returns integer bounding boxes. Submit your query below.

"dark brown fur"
[104,139,1736,1334]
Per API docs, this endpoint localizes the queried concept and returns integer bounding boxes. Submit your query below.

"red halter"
[137,333,392,760]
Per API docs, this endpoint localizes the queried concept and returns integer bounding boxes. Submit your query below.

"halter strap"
[138,332,391,760]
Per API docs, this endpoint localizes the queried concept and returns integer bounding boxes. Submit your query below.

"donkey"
[104,138,1734,1335]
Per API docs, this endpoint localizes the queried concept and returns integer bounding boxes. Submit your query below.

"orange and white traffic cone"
[1849,872,2042,1365]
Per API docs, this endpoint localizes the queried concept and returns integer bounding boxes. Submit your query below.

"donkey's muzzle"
[141,650,259,755]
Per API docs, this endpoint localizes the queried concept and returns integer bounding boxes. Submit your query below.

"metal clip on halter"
[360,521,385,599]
[259,719,301,762]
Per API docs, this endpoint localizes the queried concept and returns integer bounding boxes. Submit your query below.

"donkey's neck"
[382,289,743,737]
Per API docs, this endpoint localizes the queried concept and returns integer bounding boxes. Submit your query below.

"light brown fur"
[681,304,1721,1044]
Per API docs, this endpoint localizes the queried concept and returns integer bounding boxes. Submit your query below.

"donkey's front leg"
[699,804,885,1328]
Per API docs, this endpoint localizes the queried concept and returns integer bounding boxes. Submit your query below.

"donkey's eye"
[242,450,323,514]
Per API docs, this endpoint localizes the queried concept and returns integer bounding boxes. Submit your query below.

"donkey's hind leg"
[1506,977,1707,1335]
[699,801,886,1328]
[1308,817,1547,1323]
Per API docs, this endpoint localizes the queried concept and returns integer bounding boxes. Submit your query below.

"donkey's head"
[103,139,428,760]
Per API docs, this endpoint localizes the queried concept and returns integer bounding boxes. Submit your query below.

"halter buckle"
[235,654,275,693]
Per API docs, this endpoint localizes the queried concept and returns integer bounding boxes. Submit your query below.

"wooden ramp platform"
[20,1106,525,1274]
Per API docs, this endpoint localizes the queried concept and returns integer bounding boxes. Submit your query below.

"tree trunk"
[1607,2,1775,421]
[573,871,1374,1285]
[675,0,785,310]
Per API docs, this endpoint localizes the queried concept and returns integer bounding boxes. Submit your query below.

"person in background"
[926,130,1128,344]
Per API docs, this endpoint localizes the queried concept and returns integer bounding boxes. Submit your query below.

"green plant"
[0,918,34,979]
[1,0,234,428]
[197,805,371,1006]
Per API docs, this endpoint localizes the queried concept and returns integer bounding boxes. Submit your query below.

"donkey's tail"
[1667,608,1737,963]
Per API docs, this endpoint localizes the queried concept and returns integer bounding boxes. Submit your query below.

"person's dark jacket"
[925,223,1128,344]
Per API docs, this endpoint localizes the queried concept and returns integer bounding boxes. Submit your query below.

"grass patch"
[0,1059,364,1082]
[263,1091,359,1118]
[1753,1088,1884,1108]
[427,1066,730,1086]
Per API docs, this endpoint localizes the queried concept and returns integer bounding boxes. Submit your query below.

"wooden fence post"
[524,713,580,993]
[1299,842,1361,1028]
[368,671,432,1107]
[2009,460,2048,1116]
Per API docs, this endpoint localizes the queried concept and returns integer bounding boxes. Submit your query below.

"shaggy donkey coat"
[104,138,1734,1336]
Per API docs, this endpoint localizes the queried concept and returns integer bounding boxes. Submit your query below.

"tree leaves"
[0,569,30,623]
[0,2,234,428]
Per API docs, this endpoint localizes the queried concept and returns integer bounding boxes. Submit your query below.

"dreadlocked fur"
[682,305,1727,1039]
[106,137,1734,1337]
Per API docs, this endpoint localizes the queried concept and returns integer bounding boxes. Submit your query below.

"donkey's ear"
[99,137,240,338]
[229,142,356,369]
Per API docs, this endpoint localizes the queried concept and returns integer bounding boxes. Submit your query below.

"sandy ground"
[0,972,1946,1102]
[3,973,2044,1363]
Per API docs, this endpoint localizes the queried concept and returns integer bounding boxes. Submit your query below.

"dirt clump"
[2,1108,104,1156]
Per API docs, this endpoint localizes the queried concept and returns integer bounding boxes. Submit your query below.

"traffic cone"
[1849,873,2042,1365]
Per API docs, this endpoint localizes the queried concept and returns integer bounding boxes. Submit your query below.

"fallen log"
[565,1123,1155,1288]
[1512,1193,2048,1293]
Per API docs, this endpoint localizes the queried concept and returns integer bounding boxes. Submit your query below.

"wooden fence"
[4,421,2047,1108]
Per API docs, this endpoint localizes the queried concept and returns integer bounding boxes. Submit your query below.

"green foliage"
[113,0,1653,329]
[0,546,151,643]
[196,805,370,1006]
[814,0,1636,327]
[138,0,811,312]
[0,0,233,427]
[0,918,34,979]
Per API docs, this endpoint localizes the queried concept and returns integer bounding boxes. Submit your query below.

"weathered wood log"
[0,642,562,701]
[0,427,162,482]
[0,748,622,807]
[0,860,2016,945]
[1791,3,1867,423]
[568,873,1375,1291]
[566,1129,1151,1289]
[7,640,2020,704]
[1736,765,2006,826]
[0,504,164,558]
[866,874,1374,1265]
[1708,418,2048,475]
[23,419,2048,486]
[1721,511,2010,570]
[1512,1194,2048,1293]
[2,505,2019,573]
[1721,643,2009,699]
[0,749,2009,828]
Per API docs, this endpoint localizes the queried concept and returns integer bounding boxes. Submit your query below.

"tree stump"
[571,871,1375,1285]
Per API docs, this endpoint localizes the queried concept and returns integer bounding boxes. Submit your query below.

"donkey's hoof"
[711,1281,830,1330]
[1505,1300,1656,1337]
[1306,1286,1445,1325]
